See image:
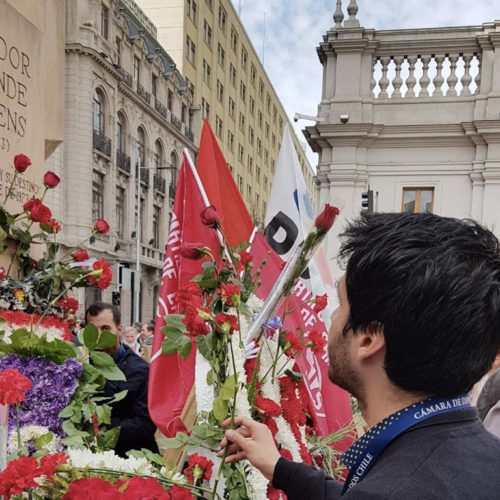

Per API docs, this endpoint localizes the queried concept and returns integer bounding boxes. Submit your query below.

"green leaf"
[103,427,121,449]
[197,278,217,288]
[95,331,117,349]
[58,269,81,282]
[238,302,253,318]
[90,350,115,368]
[161,314,187,336]
[161,329,192,360]
[83,324,99,351]
[213,395,229,421]
[35,431,54,449]
[219,374,238,400]
[11,225,31,246]
[111,390,128,403]
[48,242,60,260]
[157,432,190,449]
[196,332,212,360]
[96,365,126,381]
[58,405,75,419]
[206,369,213,386]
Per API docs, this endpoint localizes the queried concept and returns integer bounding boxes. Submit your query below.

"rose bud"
[23,198,41,212]
[314,204,340,232]
[94,219,110,234]
[0,267,6,279]
[29,203,52,224]
[201,205,220,228]
[43,171,61,188]
[180,243,208,260]
[72,248,89,262]
[13,153,31,173]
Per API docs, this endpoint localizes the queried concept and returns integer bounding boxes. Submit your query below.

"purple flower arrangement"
[0,354,82,436]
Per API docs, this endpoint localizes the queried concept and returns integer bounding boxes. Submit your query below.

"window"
[205,0,212,10]
[279,116,283,130]
[271,133,276,147]
[215,115,223,138]
[248,126,254,145]
[265,122,269,138]
[241,46,248,71]
[264,175,268,190]
[152,74,158,98]
[402,188,434,213]
[257,110,263,128]
[100,3,109,39]
[217,43,225,68]
[169,151,179,191]
[133,57,140,83]
[116,112,125,152]
[136,127,146,169]
[247,156,253,175]
[239,81,246,102]
[201,98,210,119]
[202,59,211,86]
[167,89,173,111]
[187,0,197,24]
[116,186,125,239]
[152,205,160,247]
[259,79,264,100]
[256,166,261,183]
[186,35,196,65]
[230,27,238,52]
[247,184,252,199]
[93,89,105,134]
[273,105,277,124]
[216,79,224,103]
[257,138,262,156]
[250,64,256,86]
[249,96,255,116]
[181,103,187,124]
[203,19,212,48]
[227,131,234,152]
[218,5,226,31]
[239,112,245,132]
[238,144,244,163]
[92,171,105,221]
[266,93,271,113]
[228,97,235,119]
[229,63,236,86]
[116,37,121,65]
[264,148,269,164]
[154,140,163,170]
[237,174,243,191]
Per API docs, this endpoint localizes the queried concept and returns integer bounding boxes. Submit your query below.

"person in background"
[85,302,158,457]
[219,213,500,499]
[140,323,155,362]
[122,326,141,354]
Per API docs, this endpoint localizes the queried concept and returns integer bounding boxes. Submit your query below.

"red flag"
[148,152,220,437]
[196,122,353,444]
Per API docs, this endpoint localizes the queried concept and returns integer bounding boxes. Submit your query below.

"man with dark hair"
[219,213,500,498]
[85,302,158,457]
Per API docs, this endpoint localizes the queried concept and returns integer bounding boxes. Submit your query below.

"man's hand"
[218,416,281,481]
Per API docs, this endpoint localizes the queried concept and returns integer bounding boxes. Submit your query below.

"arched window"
[136,127,146,168]
[170,151,178,185]
[93,89,105,134]
[116,112,126,152]
[154,140,163,172]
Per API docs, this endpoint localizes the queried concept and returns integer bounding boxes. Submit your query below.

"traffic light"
[112,291,121,306]
[361,189,374,214]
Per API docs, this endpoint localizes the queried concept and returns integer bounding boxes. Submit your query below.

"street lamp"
[134,164,176,324]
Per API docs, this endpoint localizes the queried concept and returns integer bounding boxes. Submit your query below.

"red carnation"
[0,368,31,405]
[63,478,120,499]
[86,258,113,289]
[57,297,79,314]
[180,243,207,260]
[255,395,282,417]
[38,453,68,483]
[94,218,110,234]
[29,202,52,224]
[121,477,170,499]
[239,250,253,267]
[0,267,6,279]
[0,455,39,499]
[314,204,339,232]
[283,332,304,357]
[200,205,220,228]
[48,218,61,234]
[184,453,214,484]
[23,198,41,212]
[43,171,60,188]
[306,330,327,355]
[216,282,241,307]
[13,153,31,173]
[313,293,328,313]
[72,248,89,262]
[215,312,239,334]
[168,485,195,499]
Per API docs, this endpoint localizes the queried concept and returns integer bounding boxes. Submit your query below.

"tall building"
[48,0,196,324]
[135,0,316,225]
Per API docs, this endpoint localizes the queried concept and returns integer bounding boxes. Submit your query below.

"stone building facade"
[135,0,316,225]
[306,1,500,279]
[47,0,196,325]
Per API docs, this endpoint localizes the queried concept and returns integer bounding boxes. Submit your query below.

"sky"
[236,0,500,168]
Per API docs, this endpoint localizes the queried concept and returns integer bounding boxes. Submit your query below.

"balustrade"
[116,150,131,173]
[153,173,166,193]
[93,131,111,156]
[137,83,151,104]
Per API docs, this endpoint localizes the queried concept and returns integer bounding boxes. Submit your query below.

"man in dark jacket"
[219,213,500,499]
[86,303,159,457]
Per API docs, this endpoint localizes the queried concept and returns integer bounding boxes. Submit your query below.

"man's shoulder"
[119,346,150,373]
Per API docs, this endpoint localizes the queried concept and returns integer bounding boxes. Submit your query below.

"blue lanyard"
[343,395,471,493]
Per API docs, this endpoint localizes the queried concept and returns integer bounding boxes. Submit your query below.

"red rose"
[0,455,39,499]
[306,330,327,355]
[0,267,6,279]
[13,153,31,173]
[29,202,52,224]
[168,485,195,500]
[48,218,61,234]
[121,477,170,499]
[94,218,110,234]
[72,248,89,262]
[314,204,339,232]
[23,198,41,212]
[215,312,239,334]
[200,205,220,228]
[0,368,31,405]
[180,243,207,260]
[313,293,328,313]
[43,171,60,188]
[184,453,214,484]
[216,282,241,307]
[63,478,120,500]
[86,258,113,289]
[255,395,282,417]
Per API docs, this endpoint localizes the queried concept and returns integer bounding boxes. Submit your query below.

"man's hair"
[339,212,500,397]
[85,302,121,326]
[145,323,154,333]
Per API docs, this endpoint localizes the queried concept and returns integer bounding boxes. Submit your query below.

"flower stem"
[15,404,21,457]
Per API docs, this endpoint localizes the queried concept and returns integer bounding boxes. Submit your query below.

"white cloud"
[238,0,500,168]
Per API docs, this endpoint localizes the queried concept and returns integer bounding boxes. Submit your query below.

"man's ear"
[356,321,385,361]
